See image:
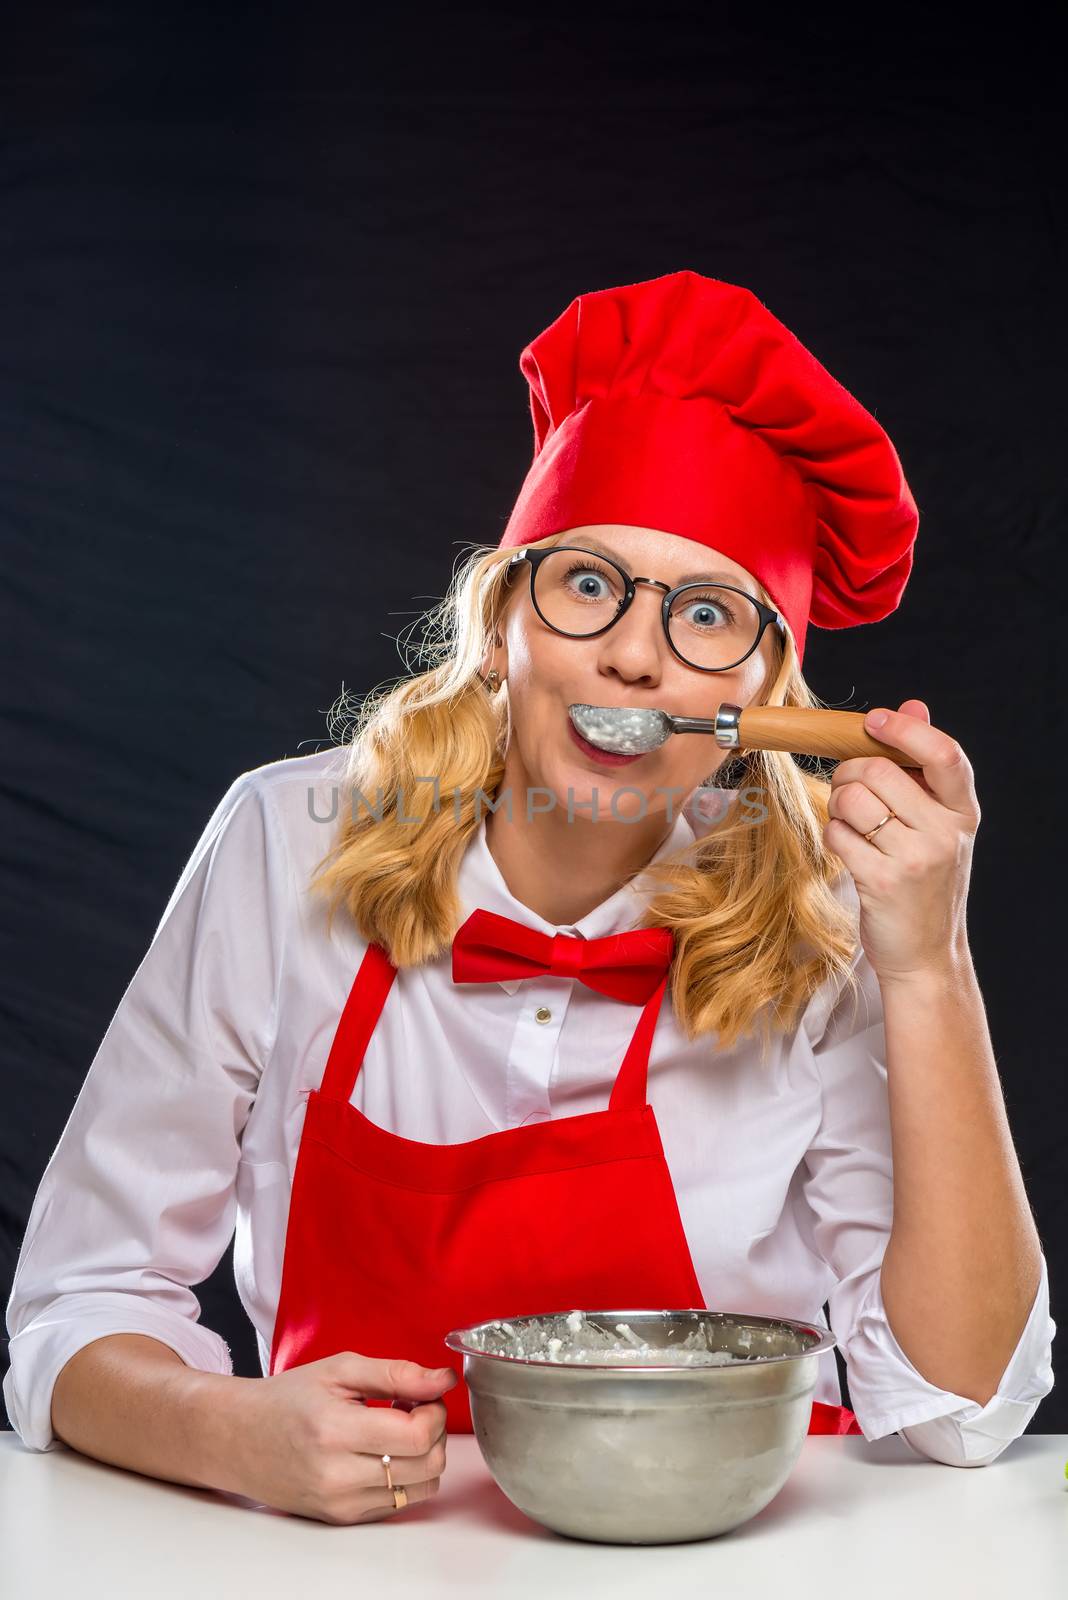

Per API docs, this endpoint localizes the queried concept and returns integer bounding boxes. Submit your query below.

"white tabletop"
[2,1430,1065,1599]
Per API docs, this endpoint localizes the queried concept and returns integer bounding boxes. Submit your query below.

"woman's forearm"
[50,1333,252,1495]
[878,955,1043,1406]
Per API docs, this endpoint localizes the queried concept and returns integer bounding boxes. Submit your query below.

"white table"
[2,1430,1066,1599]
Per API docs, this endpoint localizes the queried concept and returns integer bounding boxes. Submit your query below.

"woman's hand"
[221,1352,458,1525]
[822,699,981,985]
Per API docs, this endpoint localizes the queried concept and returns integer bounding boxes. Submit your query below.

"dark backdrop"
[3,6,1064,1431]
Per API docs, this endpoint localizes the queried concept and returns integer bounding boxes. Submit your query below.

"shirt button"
[534,1006,552,1024]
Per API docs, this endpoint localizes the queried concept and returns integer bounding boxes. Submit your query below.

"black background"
[3,5,1064,1432]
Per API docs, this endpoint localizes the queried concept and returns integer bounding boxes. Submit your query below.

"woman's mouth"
[566,715,644,766]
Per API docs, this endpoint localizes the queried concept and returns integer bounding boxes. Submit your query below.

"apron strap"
[608,972,670,1114]
[320,943,397,1104]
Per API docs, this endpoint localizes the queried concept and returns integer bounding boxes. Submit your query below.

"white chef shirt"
[4,746,1056,1465]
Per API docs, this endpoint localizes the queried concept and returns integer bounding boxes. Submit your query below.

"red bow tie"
[452,908,674,1004]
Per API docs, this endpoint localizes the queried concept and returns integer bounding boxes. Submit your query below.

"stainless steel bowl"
[444,1307,839,1544]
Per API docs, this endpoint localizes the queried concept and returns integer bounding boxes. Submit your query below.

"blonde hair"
[309,534,863,1063]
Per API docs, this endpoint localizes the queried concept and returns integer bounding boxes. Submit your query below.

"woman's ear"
[478,628,505,685]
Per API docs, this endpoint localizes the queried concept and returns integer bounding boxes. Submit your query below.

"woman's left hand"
[823,700,982,984]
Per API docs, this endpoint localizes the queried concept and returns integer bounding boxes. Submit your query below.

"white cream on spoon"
[568,701,743,756]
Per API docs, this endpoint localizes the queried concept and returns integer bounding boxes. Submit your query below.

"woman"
[5,272,1055,1525]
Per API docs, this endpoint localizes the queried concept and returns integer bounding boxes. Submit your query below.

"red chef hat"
[497,270,918,667]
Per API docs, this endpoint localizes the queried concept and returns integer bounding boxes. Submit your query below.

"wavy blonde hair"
[309,534,863,1064]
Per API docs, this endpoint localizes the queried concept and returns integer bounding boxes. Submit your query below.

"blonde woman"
[5,272,1054,1525]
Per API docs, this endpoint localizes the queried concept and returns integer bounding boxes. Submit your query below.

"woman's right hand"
[221,1352,458,1524]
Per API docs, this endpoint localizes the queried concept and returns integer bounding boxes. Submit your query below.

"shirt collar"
[455,810,698,994]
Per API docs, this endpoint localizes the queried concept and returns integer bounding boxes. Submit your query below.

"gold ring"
[381,1453,408,1510]
[863,809,896,843]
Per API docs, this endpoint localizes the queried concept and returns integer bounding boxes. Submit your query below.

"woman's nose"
[596,586,668,676]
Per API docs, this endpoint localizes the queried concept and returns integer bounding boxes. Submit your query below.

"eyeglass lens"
[531,550,762,670]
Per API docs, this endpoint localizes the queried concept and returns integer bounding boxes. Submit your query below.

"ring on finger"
[862,808,897,843]
[381,1454,408,1510]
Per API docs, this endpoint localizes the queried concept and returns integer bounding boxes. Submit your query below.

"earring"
[482,627,504,692]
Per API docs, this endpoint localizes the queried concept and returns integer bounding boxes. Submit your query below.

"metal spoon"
[568,702,921,767]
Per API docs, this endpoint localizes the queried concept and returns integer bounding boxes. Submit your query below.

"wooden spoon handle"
[736,706,921,768]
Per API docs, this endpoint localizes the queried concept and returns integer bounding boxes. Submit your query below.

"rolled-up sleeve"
[3,768,289,1451]
[800,940,1056,1464]
[861,1250,1055,1465]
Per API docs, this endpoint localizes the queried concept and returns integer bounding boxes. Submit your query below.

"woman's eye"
[563,565,612,598]
[679,597,734,629]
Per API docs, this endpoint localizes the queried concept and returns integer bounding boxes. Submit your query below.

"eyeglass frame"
[505,545,788,673]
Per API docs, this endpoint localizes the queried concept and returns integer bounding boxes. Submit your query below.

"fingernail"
[867,710,888,729]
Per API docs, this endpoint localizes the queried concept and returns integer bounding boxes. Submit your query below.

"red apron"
[269,942,862,1435]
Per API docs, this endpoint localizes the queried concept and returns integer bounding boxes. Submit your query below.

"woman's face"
[492,524,781,824]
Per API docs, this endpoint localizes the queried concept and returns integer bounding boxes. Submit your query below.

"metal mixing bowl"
[444,1307,839,1544]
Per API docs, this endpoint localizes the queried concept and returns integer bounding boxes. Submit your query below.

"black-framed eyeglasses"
[505,546,788,673]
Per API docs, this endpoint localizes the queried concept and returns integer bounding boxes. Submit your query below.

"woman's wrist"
[161,1363,261,1499]
[876,943,976,997]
